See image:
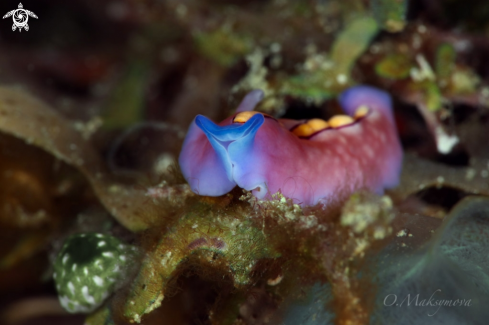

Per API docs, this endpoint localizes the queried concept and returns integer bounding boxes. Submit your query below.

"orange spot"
[233,111,262,123]
[292,124,314,137]
[292,118,329,137]
[328,115,354,128]
[307,118,329,131]
[354,105,369,119]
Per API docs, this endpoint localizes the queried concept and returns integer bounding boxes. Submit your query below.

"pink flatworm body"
[179,86,403,206]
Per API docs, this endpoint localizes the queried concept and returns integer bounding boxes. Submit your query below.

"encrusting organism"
[53,232,137,313]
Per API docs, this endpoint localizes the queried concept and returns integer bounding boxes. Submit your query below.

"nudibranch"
[179,86,402,206]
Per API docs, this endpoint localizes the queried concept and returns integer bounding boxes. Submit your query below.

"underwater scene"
[0,0,489,324]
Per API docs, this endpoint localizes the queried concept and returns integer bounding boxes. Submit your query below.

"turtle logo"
[3,3,38,32]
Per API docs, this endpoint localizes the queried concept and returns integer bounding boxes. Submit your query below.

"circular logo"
[2,3,38,32]
[13,9,28,28]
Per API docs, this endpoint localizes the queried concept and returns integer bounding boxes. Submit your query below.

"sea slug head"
[178,90,266,197]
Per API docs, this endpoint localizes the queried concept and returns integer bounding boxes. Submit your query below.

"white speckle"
[336,74,347,84]
[417,25,426,33]
[192,223,198,229]
[113,265,120,273]
[53,272,57,278]
[410,54,435,82]
[72,264,77,272]
[84,267,88,276]
[267,274,284,286]
[98,241,106,247]
[161,251,172,266]
[96,234,103,238]
[396,229,407,237]
[270,42,281,53]
[59,295,72,310]
[68,281,75,295]
[102,252,114,258]
[60,295,91,312]
[82,286,96,305]
[120,255,126,261]
[93,275,104,287]
[133,314,142,323]
[437,176,445,183]
[118,244,124,249]
[482,170,489,178]
[95,259,104,270]
[62,255,69,264]
[435,127,459,154]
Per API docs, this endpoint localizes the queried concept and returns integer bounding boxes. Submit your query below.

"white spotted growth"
[53,232,137,313]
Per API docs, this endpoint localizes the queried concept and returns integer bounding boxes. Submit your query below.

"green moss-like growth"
[281,16,378,103]
[435,43,456,80]
[53,233,136,313]
[194,28,253,67]
[371,0,407,32]
[122,201,279,323]
[375,54,412,79]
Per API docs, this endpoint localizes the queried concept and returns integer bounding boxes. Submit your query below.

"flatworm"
[179,86,403,206]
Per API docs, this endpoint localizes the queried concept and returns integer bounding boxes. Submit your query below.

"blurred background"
[0,0,489,324]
